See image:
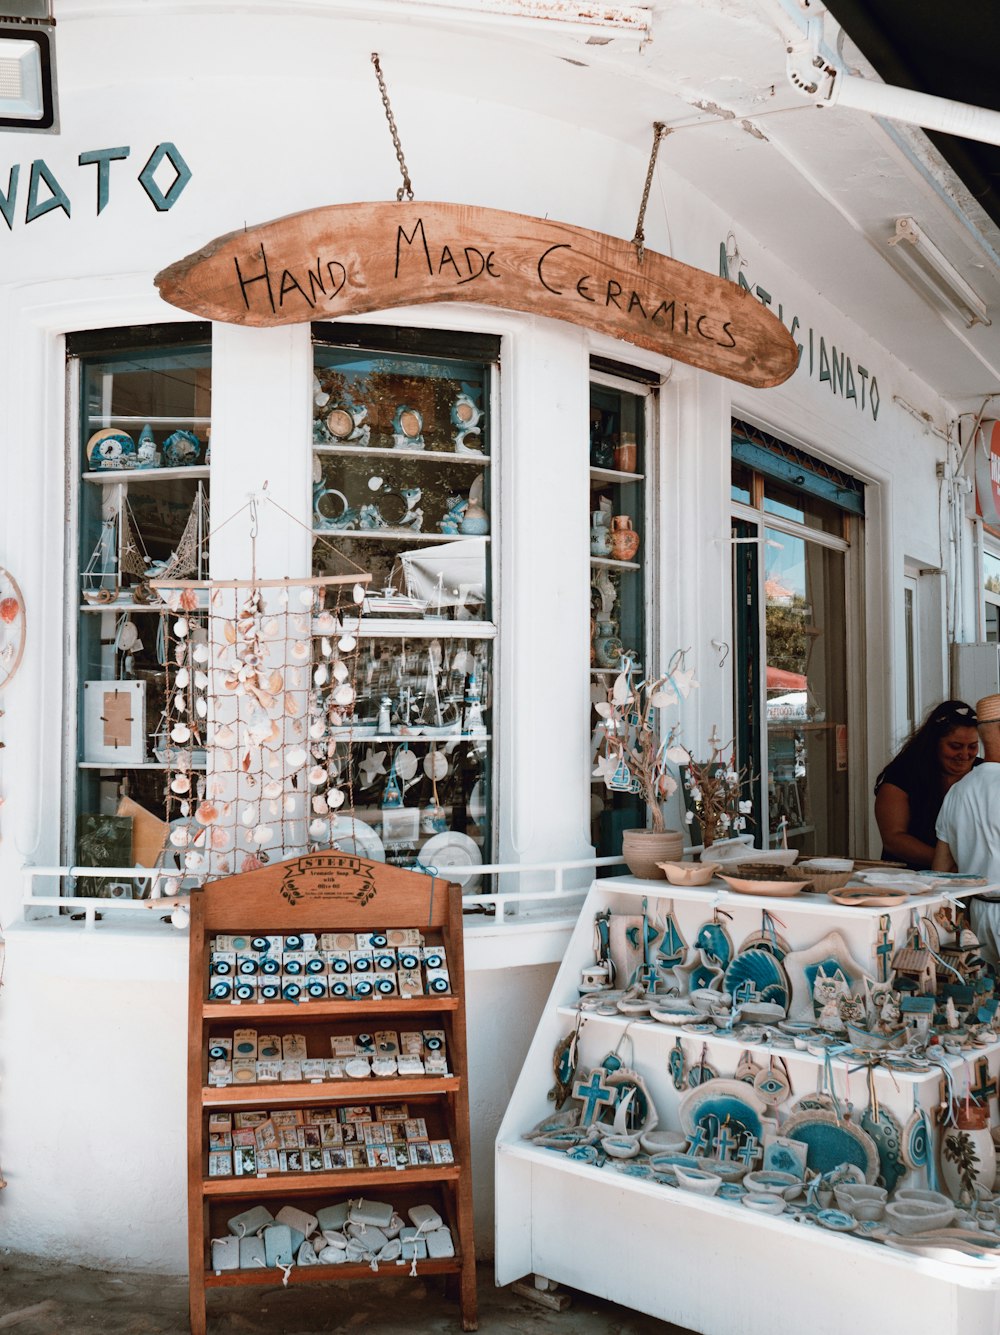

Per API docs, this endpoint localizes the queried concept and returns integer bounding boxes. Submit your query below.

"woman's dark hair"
[875,699,978,790]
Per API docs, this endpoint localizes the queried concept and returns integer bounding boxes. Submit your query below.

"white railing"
[22,855,627,930]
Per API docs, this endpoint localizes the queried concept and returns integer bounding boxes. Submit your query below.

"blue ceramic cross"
[971,1057,998,1108]
[733,980,756,1006]
[572,1069,615,1124]
[715,1125,737,1162]
[685,1125,709,1156]
[737,1134,762,1170]
[876,915,894,984]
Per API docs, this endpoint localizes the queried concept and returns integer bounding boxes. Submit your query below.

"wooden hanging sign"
[156,201,798,388]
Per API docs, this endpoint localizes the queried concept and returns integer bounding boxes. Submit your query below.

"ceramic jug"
[594,619,623,668]
[941,1103,996,1203]
[590,511,612,557]
[609,515,640,562]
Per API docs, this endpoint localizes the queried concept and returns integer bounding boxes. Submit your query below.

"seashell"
[287,667,305,688]
[195,697,208,718]
[309,721,325,740]
[267,800,280,818]
[194,670,209,690]
[174,692,187,714]
[291,615,309,635]
[170,827,190,848]
[175,667,190,688]
[192,827,208,848]
[210,827,230,850]
[171,905,191,930]
[291,641,310,661]
[424,750,448,779]
[339,636,357,655]
[174,644,187,665]
[171,774,191,794]
[184,850,206,871]
[162,877,181,897]
[321,637,333,658]
[284,695,300,718]
[309,818,329,841]
[262,780,282,801]
[195,801,219,826]
[252,824,273,845]
[299,588,314,607]
[314,664,329,687]
[286,747,307,769]
[308,765,327,786]
[193,642,209,663]
[333,661,350,682]
[283,796,298,818]
[214,724,235,747]
[241,853,264,873]
[333,683,355,707]
[173,618,189,638]
[353,583,366,604]
[328,788,346,809]
[395,749,418,781]
[262,619,280,639]
[215,859,232,876]
[240,804,255,826]
[315,611,336,634]
[312,795,329,814]
[268,670,284,694]
[171,722,191,743]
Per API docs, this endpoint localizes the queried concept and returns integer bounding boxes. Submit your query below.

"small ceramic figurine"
[397,488,424,531]
[814,968,848,1031]
[451,383,483,453]
[459,473,489,535]
[135,424,160,469]
[87,428,135,470]
[358,504,388,530]
[325,401,370,446]
[392,405,424,450]
[162,429,201,468]
[438,495,468,535]
[591,510,612,557]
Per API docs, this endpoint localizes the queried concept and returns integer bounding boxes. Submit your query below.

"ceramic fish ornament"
[550,1025,582,1109]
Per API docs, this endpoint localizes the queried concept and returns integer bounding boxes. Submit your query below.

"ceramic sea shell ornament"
[87,427,135,470]
[162,429,201,467]
[392,404,424,450]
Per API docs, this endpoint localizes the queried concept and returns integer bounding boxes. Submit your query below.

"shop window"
[985,547,1000,643]
[310,325,498,878]
[68,326,211,895]
[589,372,653,858]
[731,423,862,856]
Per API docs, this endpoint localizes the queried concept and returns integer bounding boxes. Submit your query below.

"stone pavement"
[0,1255,686,1335]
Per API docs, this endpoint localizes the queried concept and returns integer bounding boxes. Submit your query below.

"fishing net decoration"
[153,576,366,896]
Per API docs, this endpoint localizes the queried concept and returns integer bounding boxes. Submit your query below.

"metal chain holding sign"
[632,122,668,265]
[371,52,415,201]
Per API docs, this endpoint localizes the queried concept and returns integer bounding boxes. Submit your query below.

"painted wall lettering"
[0,142,192,231]
[719,243,880,422]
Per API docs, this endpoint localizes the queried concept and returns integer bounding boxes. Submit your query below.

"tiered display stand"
[496,874,1000,1335]
[187,852,477,1334]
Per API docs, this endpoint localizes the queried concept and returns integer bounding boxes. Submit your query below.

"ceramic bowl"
[691,989,732,1011]
[739,1001,787,1023]
[673,1164,723,1196]
[885,1200,957,1235]
[657,860,721,886]
[711,842,798,866]
[649,1005,701,1025]
[742,1192,786,1215]
[639,1130,688,1156]
[700,1156,748,1183]
[835,1184,887,1209]
[801,858,854,873]
[744,1170,802,1201]
[851,1200,886,1222]
[894,1189,954,1209]
[600,1134,641,1160]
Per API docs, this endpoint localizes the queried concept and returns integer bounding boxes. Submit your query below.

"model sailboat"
[81,484,153,604]
[146,483,210,584]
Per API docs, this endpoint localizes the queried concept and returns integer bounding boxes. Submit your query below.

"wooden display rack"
[187,852,477,1333]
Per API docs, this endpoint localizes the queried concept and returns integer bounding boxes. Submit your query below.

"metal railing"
[22,855,627,931]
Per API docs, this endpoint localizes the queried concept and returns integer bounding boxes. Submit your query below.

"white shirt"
[936,762,1000,891]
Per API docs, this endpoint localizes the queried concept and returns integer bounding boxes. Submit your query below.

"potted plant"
[592,652,697,878]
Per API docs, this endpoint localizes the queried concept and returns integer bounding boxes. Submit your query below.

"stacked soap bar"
[207,930,451,1003]
[209,1198,456,1272]
[207,1027,449,1086]
[207,1102,455,1178]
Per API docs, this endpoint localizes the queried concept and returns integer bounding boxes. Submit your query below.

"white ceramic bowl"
[673,1165,722,1196]
[639,1130,688,1156]
[741,1193,786,1215]
[885,1200,956,1235]
[744,1170,802,1201]
[657,861,721,886]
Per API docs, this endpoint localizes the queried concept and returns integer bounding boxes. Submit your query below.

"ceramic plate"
[828,888,910,908]
[419,830,483,889]
[329,815,385,863]
[678,1078,770,1141]
[852,871,940,894]
[719,874,808,898]
[724,949,790,1010]
[781,1109,879,1181]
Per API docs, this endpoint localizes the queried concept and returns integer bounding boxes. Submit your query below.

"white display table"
[495,874,1000,1335]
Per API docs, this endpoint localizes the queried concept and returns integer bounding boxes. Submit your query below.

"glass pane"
[763,528,848,854]
[985,549,1000,597]
[590,383,648,858]
[988,601,1000,645]
[762,477,844,536]
[312,341,496,883]
[904,585,916,736]
[731,460,752,504]
[75,343,211,891]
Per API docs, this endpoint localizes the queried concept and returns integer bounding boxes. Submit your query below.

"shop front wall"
[0,3,969,1271]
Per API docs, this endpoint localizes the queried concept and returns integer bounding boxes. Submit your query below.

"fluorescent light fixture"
[0,13,57,133]
[887,216,990,328]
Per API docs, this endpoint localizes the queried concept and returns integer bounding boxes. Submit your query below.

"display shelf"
[495,872,1000,1335]
[189,852,477,1334]
[590,555,640,571]
[86,415,211,427]
[202,1076,461,1107]
[589,467,643,484]
[328,733,491,745]
[314,444,490,465]
[331,618,495,640]
[77,760,208,772]
[202,1164,459,1198]
[82,465,210,484]
[203,1257,463,1289]
[313,529,489,545]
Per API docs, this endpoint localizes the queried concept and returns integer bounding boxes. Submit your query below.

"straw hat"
[976,693,1000,723]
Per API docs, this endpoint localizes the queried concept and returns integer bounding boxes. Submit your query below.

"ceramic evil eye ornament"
[87,427,136,470]
[162,429,201,467]
[392,405,424,450]
[134,424,161,469]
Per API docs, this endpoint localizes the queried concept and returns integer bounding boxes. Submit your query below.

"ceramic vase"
[590,511,612,557]
[941,1104,996,1204]
[593,620,623,669]
[609,515,640,562]
[459,500,489,535]
[622,828,685,879]
[614,435,637,473]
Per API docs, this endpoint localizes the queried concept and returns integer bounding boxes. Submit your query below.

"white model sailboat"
[146,483,210,584]
[81,484,152,604]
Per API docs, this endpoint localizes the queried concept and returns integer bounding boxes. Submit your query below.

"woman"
[874,699,980,869]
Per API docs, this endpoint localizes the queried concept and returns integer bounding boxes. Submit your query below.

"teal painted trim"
[731,435,865,516]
